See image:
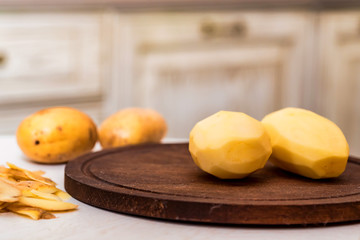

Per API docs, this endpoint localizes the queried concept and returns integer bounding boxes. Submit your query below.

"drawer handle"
[0,53,6,66]
[200,20,247,39]
[231,22,247,36]
[201,21,217,37]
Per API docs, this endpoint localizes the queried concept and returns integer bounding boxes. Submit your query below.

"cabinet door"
[0,12,107,133]
[111,12,313,137]
[318,12,360,156]
[0,12,105,104]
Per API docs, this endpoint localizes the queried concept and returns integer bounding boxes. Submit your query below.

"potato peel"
[0,201,9,211]
[19,197,78,211]
[6,203,56,220]
[30,189,62,201]
[7,162,56,186]
[0,179,21,202]
[0,163,77,220]
[54,190,71,201]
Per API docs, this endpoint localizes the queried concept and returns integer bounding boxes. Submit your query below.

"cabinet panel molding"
[109,12,312,138]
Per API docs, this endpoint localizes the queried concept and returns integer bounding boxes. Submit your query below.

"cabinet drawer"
[0,12,104,105]
[125,12,310,46]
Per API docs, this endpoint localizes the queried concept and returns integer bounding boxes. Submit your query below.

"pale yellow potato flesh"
[18,197,78,211]
[189,111,272,179]
[261,107,349,179]
[0,179,21,202]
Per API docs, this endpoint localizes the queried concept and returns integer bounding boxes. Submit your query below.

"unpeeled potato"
[98,108,167,149]
[16,107,98,164]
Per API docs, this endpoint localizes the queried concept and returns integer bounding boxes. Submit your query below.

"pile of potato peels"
[0,162,77,220]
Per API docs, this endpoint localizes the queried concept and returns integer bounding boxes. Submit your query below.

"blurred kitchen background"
[0,0,359,156]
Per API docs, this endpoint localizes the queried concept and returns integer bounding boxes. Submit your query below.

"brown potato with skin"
[16,107,98,164]
[98,108,167,149]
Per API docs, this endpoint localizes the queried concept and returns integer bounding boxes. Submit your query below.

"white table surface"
[0,135,359,240]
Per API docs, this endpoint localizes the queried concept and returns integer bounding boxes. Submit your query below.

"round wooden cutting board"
[64,143,360,225]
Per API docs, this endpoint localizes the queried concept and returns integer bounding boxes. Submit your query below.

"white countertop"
[0,135,359,240]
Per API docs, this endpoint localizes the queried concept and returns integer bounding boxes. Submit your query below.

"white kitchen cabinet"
[0,12,108,133]
[1,9,359,156]
[109,12,313,137]
[318,11,360,156]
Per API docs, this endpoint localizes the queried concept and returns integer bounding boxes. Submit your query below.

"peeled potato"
[189,111,272,179]
[98,108,167,149]
[261,107,349,179]
[16,107,98,164]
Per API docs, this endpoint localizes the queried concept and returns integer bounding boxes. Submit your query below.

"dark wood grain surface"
[65,143,360,225]
[1,0,360,9]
